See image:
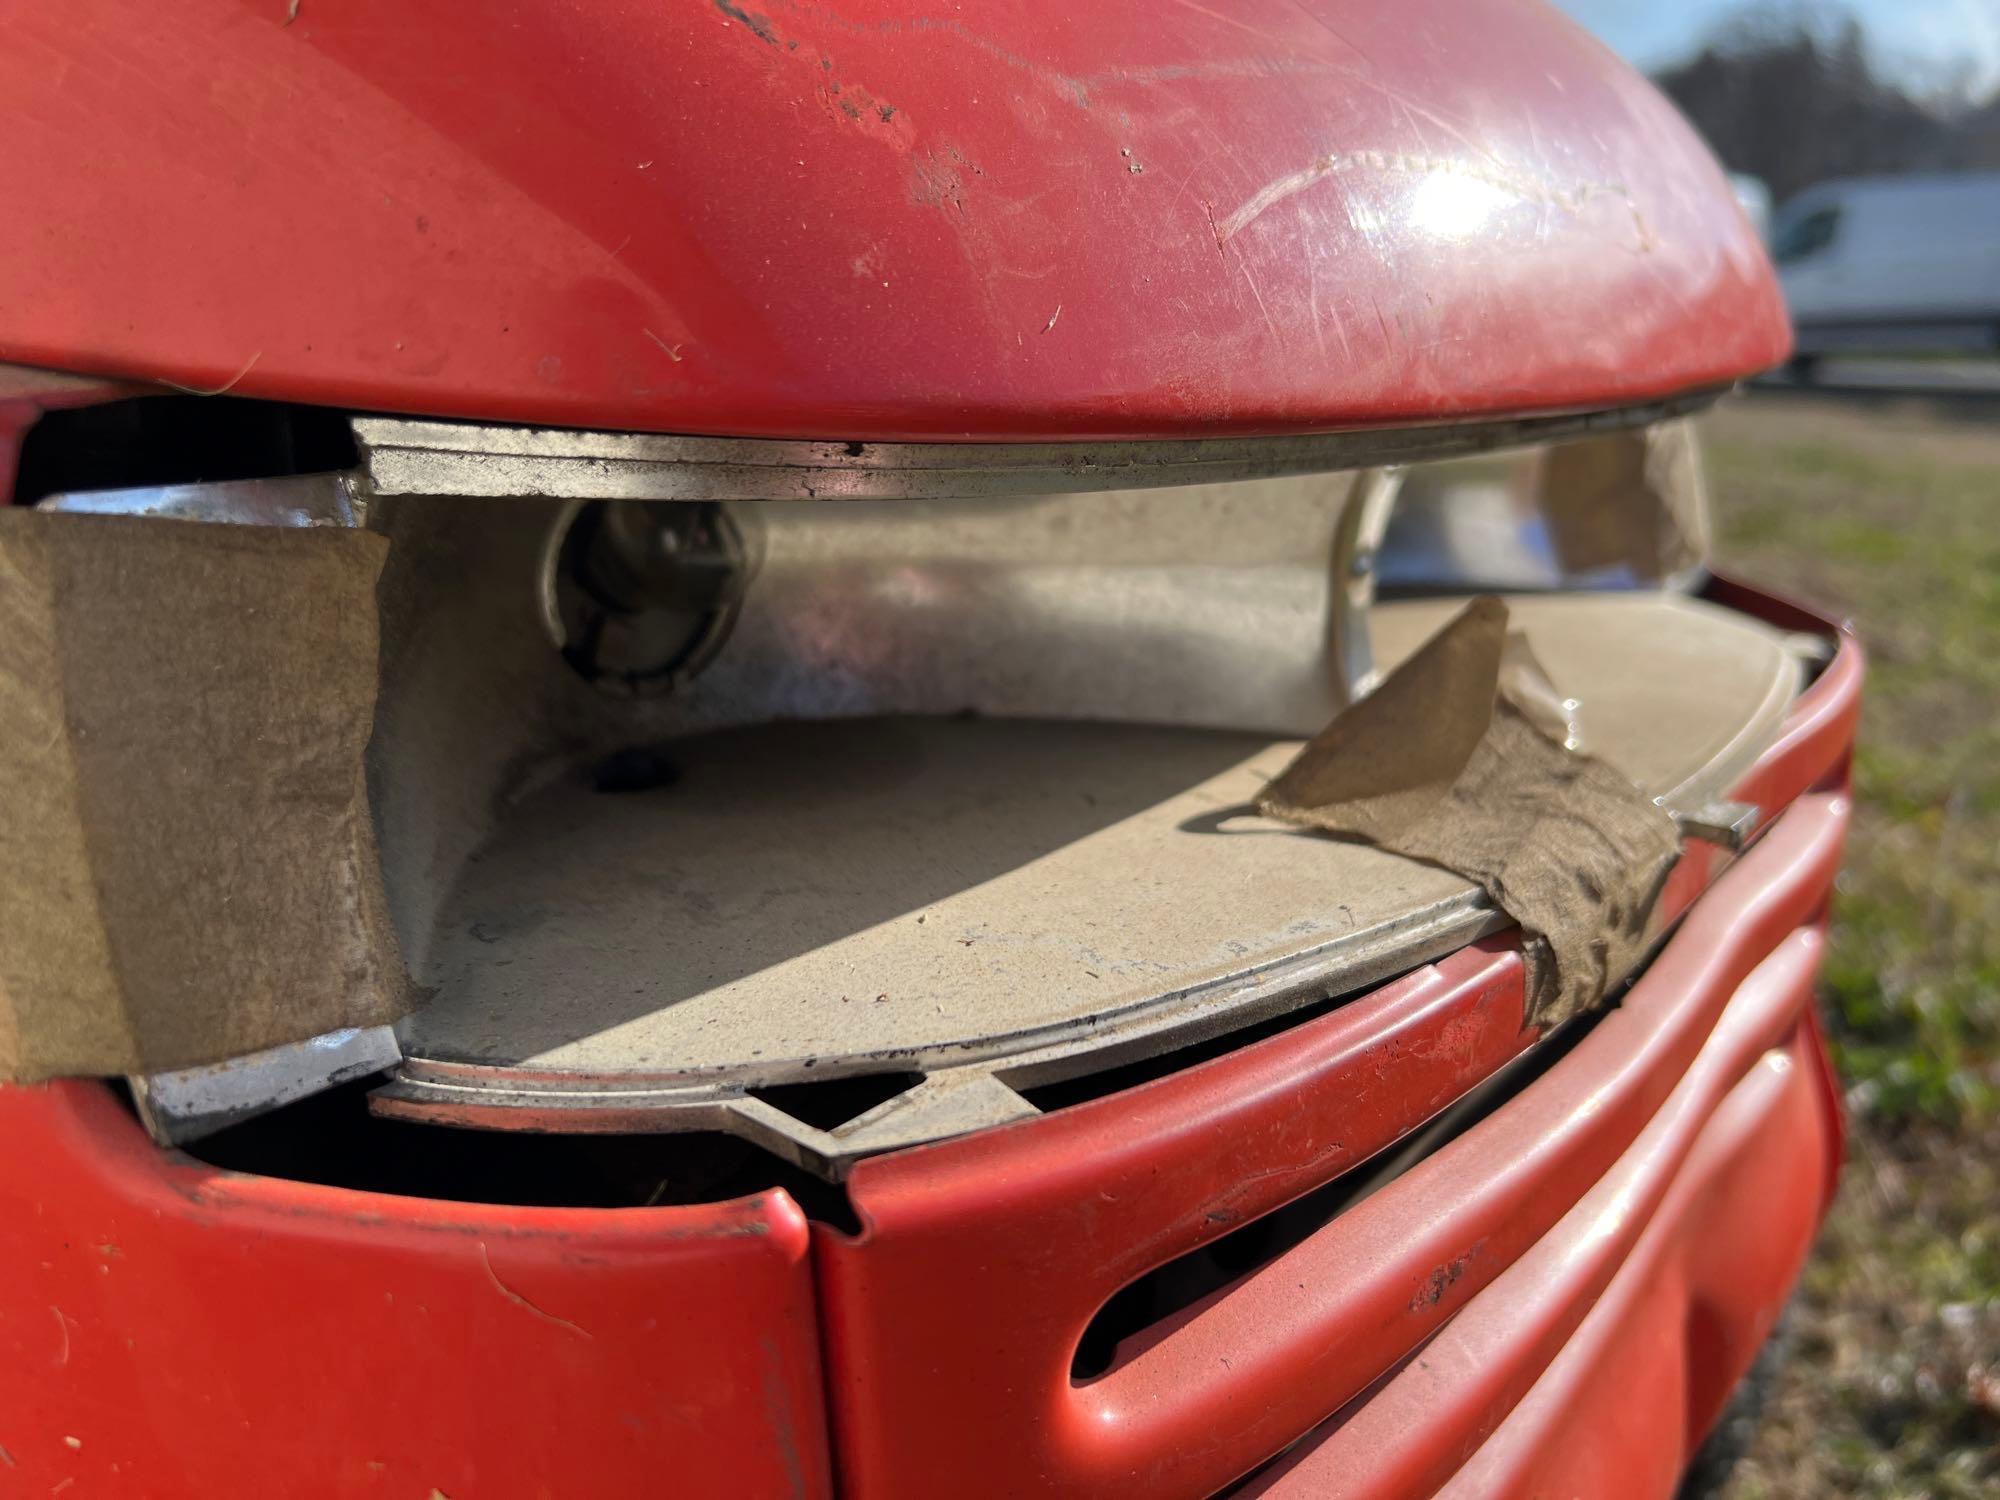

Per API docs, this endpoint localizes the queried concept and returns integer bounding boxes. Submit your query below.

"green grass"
[1706,420,2000,1134]
[1699,397,2000,1497]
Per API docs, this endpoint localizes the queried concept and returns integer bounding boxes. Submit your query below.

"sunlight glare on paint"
[1407,170,1514,240]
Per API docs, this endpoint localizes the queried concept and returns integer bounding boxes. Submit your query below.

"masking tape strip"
[0,510,415,1080]
[1259,595,1682,1029]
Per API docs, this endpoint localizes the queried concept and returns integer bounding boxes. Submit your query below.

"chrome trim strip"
[37,473,363,528]
[132,1025,402,1146]
[352,392,1723,502]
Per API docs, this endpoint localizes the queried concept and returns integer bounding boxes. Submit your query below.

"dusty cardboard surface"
[401,592,1791,1083]
[1260,596,1683,1028]
[400,715,1490,1074]
[0,510,414,1080]
[1369,593,1800,806]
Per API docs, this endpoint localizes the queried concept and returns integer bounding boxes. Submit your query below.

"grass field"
[1698,393,2000,1498]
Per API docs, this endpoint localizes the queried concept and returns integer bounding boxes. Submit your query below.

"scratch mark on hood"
[1167,0,1298,46]
[768,2,1352,110]
[1216,148,1644,247]
[1217,155,1351,242]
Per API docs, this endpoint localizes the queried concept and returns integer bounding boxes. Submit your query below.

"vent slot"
[1069,998,1606,1382]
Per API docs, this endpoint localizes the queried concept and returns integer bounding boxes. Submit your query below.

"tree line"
[1653,1,2000,204]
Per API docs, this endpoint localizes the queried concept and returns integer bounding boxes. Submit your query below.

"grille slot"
[1071,996,1606,1381]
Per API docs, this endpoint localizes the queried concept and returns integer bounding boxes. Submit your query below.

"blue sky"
[1556,0,2000,100]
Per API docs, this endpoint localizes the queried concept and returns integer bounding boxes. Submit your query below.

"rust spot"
[1408,1239,1485,1312]
[713,0,779,47]
[712,1,908,142]
[817,77,905,139]
[913,145,974,215]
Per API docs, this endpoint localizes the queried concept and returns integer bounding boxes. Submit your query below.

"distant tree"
[1653,0,1994,203]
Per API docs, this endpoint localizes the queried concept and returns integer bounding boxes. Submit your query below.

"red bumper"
[0,602,1860,1499]
[0,1087,833,1498]
[818,792,1850,1499]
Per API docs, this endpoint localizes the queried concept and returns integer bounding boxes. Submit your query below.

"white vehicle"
[1730,173,1772,243]
[1773,172,2000,373]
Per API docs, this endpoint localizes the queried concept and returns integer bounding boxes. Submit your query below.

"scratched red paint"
[0,1084,832,1498]
[0,0,1784,439]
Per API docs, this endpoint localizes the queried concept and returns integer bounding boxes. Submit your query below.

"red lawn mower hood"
[0,0,1786,439]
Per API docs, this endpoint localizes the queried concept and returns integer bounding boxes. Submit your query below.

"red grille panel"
[817,618,1860,1500]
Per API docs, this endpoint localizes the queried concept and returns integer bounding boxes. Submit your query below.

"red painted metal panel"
[818,942,1535,1486]
[1655,632,1863,923]
[1242,926,1836,1497]
[818,792,1849,1497]
[0,1,1784,439]
[1434,1015,1838,1498]
[0,1084,832,1499]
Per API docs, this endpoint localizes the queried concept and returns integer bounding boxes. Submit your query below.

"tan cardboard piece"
[0,511,414,1080]
[1260,596,1683,1028]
